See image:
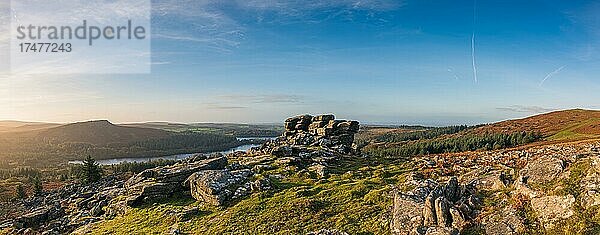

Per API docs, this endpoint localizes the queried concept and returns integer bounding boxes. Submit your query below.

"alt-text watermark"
[10,0,151,74]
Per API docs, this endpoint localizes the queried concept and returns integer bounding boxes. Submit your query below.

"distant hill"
[123,122,283,137]
[38,120,170,145]
[0,121,60,133]
[471,109,600,141]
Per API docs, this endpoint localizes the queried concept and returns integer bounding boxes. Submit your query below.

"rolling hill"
[470,109,600,141]
[0,121,60,133]
[38,120,170,145]
[123,122,283,137]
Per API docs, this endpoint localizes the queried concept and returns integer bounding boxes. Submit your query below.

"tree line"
[366,131,542,159]
[0,132,240,168]
[375,125,472,142]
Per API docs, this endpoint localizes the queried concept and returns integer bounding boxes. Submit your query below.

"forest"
[0,132,240,168]
[365,131,542,159]
[374,125,472,142]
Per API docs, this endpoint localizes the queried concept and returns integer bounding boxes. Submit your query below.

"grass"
[88,160,412,235]
[549,118,600,141]
[89,196,193,234]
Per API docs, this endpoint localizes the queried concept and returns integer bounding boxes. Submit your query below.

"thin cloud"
[539,66,566,86]
[496,105,555,113]
[200,94,304,111]
[154,33,241,47]
[150,61,171,65]
[204,103,248,110]
[235,0,404,24]
[236,0,403,12]
[218,94,304,104]
[151,1,244,53]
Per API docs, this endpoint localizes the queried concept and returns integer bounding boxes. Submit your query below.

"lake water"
[68,137,276,165]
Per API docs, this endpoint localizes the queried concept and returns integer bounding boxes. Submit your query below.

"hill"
[471,109,600,141]
[0,120,243,167]
[0,121,60,133]
[123,122,283,138]
[39,120,170,145]
[363,109,600,159]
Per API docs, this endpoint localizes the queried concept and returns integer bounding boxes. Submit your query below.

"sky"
[0,0,599,125]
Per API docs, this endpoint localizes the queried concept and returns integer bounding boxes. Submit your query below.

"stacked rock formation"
[282,114,359,153]
[241,114,360,179]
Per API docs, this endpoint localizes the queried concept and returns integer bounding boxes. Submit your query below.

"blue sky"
[1,0,599,125]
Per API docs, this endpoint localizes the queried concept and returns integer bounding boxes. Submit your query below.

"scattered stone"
[169,223,181,235]
[308,164,329,179]
[307,229,349,235]
[483,207,526,235]
[391,191,424,235]
[423,226,458,235]
[14,205,64,229]
[250,178,272,192]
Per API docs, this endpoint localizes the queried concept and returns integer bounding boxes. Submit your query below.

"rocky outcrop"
[243,114,359,181]
[252,114,359,157]
[530,195,575,229]
[185,169,253,206]
[580,156,600,209]
[518,156,564,186]
[283,114,359,153]
[482,207,526,235]
[462,167,512,191]
[391,177,479,235]
[13,205,64,229]
[5,176,125,234]
[123,155,227,206]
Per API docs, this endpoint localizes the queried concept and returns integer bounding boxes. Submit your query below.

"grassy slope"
[471,109,600,141]
[89,158,413,234]
[39,120,171,145]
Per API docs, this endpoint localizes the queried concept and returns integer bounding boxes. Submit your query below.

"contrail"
[540,66,565,86]
[471,33,477,83]
[471,0,478,83]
